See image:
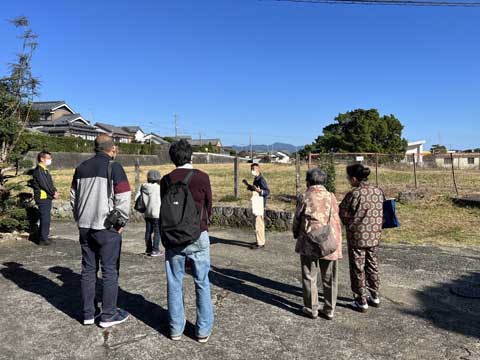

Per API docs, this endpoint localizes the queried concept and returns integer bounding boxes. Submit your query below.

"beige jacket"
[293,185,343,260]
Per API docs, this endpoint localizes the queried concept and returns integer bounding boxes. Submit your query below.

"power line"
[264,0,480,7]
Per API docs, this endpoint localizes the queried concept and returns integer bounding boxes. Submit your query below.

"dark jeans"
[79,228,122,321]
[37,200,52,243]
[145,218,160,253]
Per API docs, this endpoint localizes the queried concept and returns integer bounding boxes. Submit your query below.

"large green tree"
[308,109,408,154]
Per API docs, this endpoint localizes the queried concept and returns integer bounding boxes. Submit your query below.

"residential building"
[406,140,426,164]
[30,101,99,140]
[143,133,170,145]
[434,153,480,169]
[95,123,133,143]
[122,126,146,143]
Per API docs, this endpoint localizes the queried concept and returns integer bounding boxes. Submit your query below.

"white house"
[271,151,291,164]
[406,140,426,164]
[122,126,146,143]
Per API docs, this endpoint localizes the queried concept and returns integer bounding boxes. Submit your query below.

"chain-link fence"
[308,152,480,199]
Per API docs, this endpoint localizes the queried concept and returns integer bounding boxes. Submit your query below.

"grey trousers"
[300,256,338,315]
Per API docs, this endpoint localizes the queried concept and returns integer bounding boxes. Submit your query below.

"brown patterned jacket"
[339,182,384,248]
[293,185,343,260]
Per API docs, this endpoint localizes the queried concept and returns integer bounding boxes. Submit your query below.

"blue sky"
[1,0,479,148]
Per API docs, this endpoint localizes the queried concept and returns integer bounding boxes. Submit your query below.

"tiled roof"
[190,138,221,146]
[95,122,132,136]
[122,126,143,134]
[32,101,66,112]
[39,114,87,126]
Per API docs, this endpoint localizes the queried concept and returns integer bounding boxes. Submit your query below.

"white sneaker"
[83,313,101,326]
[197,335,210,343]
[171,334,182,341]
[351,300,368,313]
[368,295,380,307]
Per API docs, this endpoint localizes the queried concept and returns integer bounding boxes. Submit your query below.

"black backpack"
[160,170,201,249]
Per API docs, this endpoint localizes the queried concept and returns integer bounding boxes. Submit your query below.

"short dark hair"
[251,163,260,169]
[346,164,371,181]
[169,139,193,167]
[306,168,327,186]
[37,151,52,162]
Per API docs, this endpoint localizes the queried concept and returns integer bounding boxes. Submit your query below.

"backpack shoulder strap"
[182,169,196,185]
[107,160,113,199]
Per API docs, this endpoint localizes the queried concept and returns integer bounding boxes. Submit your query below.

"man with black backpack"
[160,139,214,343]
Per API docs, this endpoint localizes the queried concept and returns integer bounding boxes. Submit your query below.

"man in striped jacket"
[70,134,131,328]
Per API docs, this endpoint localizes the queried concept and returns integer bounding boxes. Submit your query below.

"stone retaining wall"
[51,201,293,231]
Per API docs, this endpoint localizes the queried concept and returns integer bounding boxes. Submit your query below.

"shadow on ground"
[404,271,480,339]
[0,262,198,339]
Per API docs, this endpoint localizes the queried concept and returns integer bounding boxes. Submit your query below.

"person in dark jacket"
[31,151,58,246]
[245,163,270,249]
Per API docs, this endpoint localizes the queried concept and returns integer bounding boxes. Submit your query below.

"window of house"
[444,158,452,165]
[468,158,475,165]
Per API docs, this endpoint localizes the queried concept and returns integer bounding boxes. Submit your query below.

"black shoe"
[38,239,51,246]
[250,244,265,250]
[99,309,129,328]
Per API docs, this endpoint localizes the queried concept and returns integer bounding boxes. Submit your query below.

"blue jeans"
[145,218,160,253]
[165,231,214,337]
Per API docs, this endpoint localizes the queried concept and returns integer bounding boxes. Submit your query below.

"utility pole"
[174,114,178,138]
[249,134,253,160]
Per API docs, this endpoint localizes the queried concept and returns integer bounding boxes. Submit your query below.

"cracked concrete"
[0,221,479,360]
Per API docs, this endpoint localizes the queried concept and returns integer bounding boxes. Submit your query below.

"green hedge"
[15,133,164,156]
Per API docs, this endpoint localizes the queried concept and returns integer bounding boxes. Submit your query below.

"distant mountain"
[230,143,303,154]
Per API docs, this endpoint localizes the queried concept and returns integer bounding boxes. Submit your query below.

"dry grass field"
[13,163,480,247]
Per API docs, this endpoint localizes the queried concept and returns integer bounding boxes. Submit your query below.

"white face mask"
[45,159,52,166]
[251,170,257,177]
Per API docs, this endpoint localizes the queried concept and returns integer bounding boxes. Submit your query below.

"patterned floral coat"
[339,182,384,249]
[293,185,343,261]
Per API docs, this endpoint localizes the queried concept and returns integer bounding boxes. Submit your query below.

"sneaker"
[302,306,318,319]
[320,308,334,320]
[99,309,129,328]
[250,244,265,250]
[368,295,380,307]
[150,251,164,257]
[38,239,51,246]
[170,334,182,341]
[197,335,210,343]
[83,313,101,326]
[351,300,368,313]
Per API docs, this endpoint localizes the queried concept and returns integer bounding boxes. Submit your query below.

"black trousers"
[37,200,52,243]
[79,228,122,321]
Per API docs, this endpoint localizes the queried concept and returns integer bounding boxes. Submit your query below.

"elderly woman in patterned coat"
[340,164,384,313]
[293,168,343,320]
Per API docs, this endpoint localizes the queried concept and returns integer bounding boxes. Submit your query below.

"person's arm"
[112,163,131,222]
[339,191,360,225]
[37,168,56,197]
[205,174,213,222]
[70,169,78,221]
[292,195,305,239]
[256,177,270,198]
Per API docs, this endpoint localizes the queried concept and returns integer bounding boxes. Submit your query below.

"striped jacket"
[70,152,131,230]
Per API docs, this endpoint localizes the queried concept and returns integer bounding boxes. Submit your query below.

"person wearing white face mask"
[32,151,59,246]
[243,163,270,249]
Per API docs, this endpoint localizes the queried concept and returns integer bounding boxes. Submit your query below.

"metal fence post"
[450,153,459,196]
[234,156,240,199]
[375,153,379,186]
[134,158,141,195]
[413,156,418,189]
[295,152,301,197]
